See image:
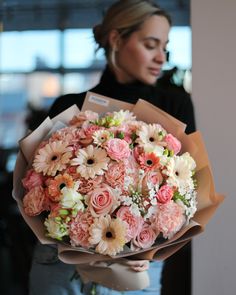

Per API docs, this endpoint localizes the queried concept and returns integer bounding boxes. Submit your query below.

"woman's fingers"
[124,260,150,272]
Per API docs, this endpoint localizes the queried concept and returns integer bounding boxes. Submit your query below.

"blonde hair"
[93,0,171,58]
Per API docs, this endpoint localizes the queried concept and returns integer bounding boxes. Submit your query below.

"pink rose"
[116,206,143,241]
[23,186,48,216]
[131,223,158,249]
[22,169,44,191]
[165,134,181,155]
[105,138,130,161]
[69,211,94,248]
[86,184,118,217]
[105,161,125,189]
[155,200,186,239]
[156,185,173,204]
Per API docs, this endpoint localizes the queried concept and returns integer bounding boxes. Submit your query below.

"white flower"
[164,154,194,193]
[136,124,167,151]
[60,183,84,211]
[92,130,113,146]
[112,110,136,124]
[71,145,110,179]
[44,217,68,240]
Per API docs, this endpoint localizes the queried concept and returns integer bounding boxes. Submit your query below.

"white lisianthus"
[61,184,84,211]
[112,110,136,124]
[44,217,68,240]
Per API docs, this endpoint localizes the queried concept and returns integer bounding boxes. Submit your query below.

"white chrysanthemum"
[89,215,126,256]
[136,124,167,151]
[164,154,194,193]
[71,145,110,179]
[112,110,136,124]
[60,183,84,211]
[44,217,68,240]
[181,152,196,170]
[92,130,113,146]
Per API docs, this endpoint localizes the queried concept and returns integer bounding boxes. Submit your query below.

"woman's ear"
[108,29,121,51]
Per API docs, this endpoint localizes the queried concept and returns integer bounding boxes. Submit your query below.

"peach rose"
[22,169,44,191]
[23,185,48,216]
[105,138,130,161]
[78,175,104,194]
[131,223,158,249]
[156,185,173,204]
[86,184,118,217]
[116,206,143,242]
[165,134,181,155]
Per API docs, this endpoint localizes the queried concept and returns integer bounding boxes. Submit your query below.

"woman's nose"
[154,49,166,64]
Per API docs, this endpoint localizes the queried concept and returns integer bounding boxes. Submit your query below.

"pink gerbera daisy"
[33,141,73,176]
[138,152,160,171]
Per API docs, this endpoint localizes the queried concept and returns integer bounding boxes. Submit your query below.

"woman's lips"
[149,68,161,76]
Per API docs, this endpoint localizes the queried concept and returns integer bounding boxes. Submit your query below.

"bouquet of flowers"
[13,92,224,290]
[21,108,197,256]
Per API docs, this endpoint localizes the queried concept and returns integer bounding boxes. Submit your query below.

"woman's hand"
[124,260,150,272]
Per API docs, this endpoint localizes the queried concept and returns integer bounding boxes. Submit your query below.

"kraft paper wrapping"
[12,91,224,291]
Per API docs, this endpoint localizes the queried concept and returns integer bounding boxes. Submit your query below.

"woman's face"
[114,15,170,85]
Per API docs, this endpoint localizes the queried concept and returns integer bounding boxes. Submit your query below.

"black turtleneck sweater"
[48,66,195,134]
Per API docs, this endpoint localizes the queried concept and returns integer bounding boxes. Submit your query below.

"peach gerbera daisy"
[71,145,110,179]
[33,140,73,176]
[89,215,126,256]
[138,152,160,171]
[46,173,74,202]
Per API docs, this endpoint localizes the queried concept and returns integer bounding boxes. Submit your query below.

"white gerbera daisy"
[112,110,136,124]
[92,130,113,146]
[164,154,194,193]
[136,124,167,152]
[71,145,110,179]
[89,215,126,256]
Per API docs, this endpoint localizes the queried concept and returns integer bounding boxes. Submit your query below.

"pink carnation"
[86,184,119,217]
[165,134,181,155]
[78,175,104,194]
[105,138,130,161]
[155,200,186,239]
[22,169,44,191]
[69,211,94,248]
[156,185,173,204]
[105,161,125,189]
[131,223,158,249]
[116,206,143,241]
[23,186,48,216]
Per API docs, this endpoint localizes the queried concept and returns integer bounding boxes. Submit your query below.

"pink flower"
[155,200,186,239]
[78,175,104,194]
[131,223,158,249]
[105,161,125,189]
[138,152,160,171]
[105,138,130,161]
[69,211,94,248]
[22,169,44,191]
[156,185,173,204]
[23,186,48,216]
[165,134,181,155]
[86,184,119,217]
[116,206,143,241]
[142,170,163,195]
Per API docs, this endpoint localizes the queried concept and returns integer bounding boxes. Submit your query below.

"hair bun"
[93,24,104,47]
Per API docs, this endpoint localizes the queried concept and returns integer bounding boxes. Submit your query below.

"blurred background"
[0,1,192,295]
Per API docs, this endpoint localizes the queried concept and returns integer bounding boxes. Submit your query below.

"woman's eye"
[145,43,156,50]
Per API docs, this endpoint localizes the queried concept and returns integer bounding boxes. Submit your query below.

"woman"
[30,1,195,294]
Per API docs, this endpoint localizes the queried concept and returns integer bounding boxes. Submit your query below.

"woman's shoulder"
[48,92,86,118]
